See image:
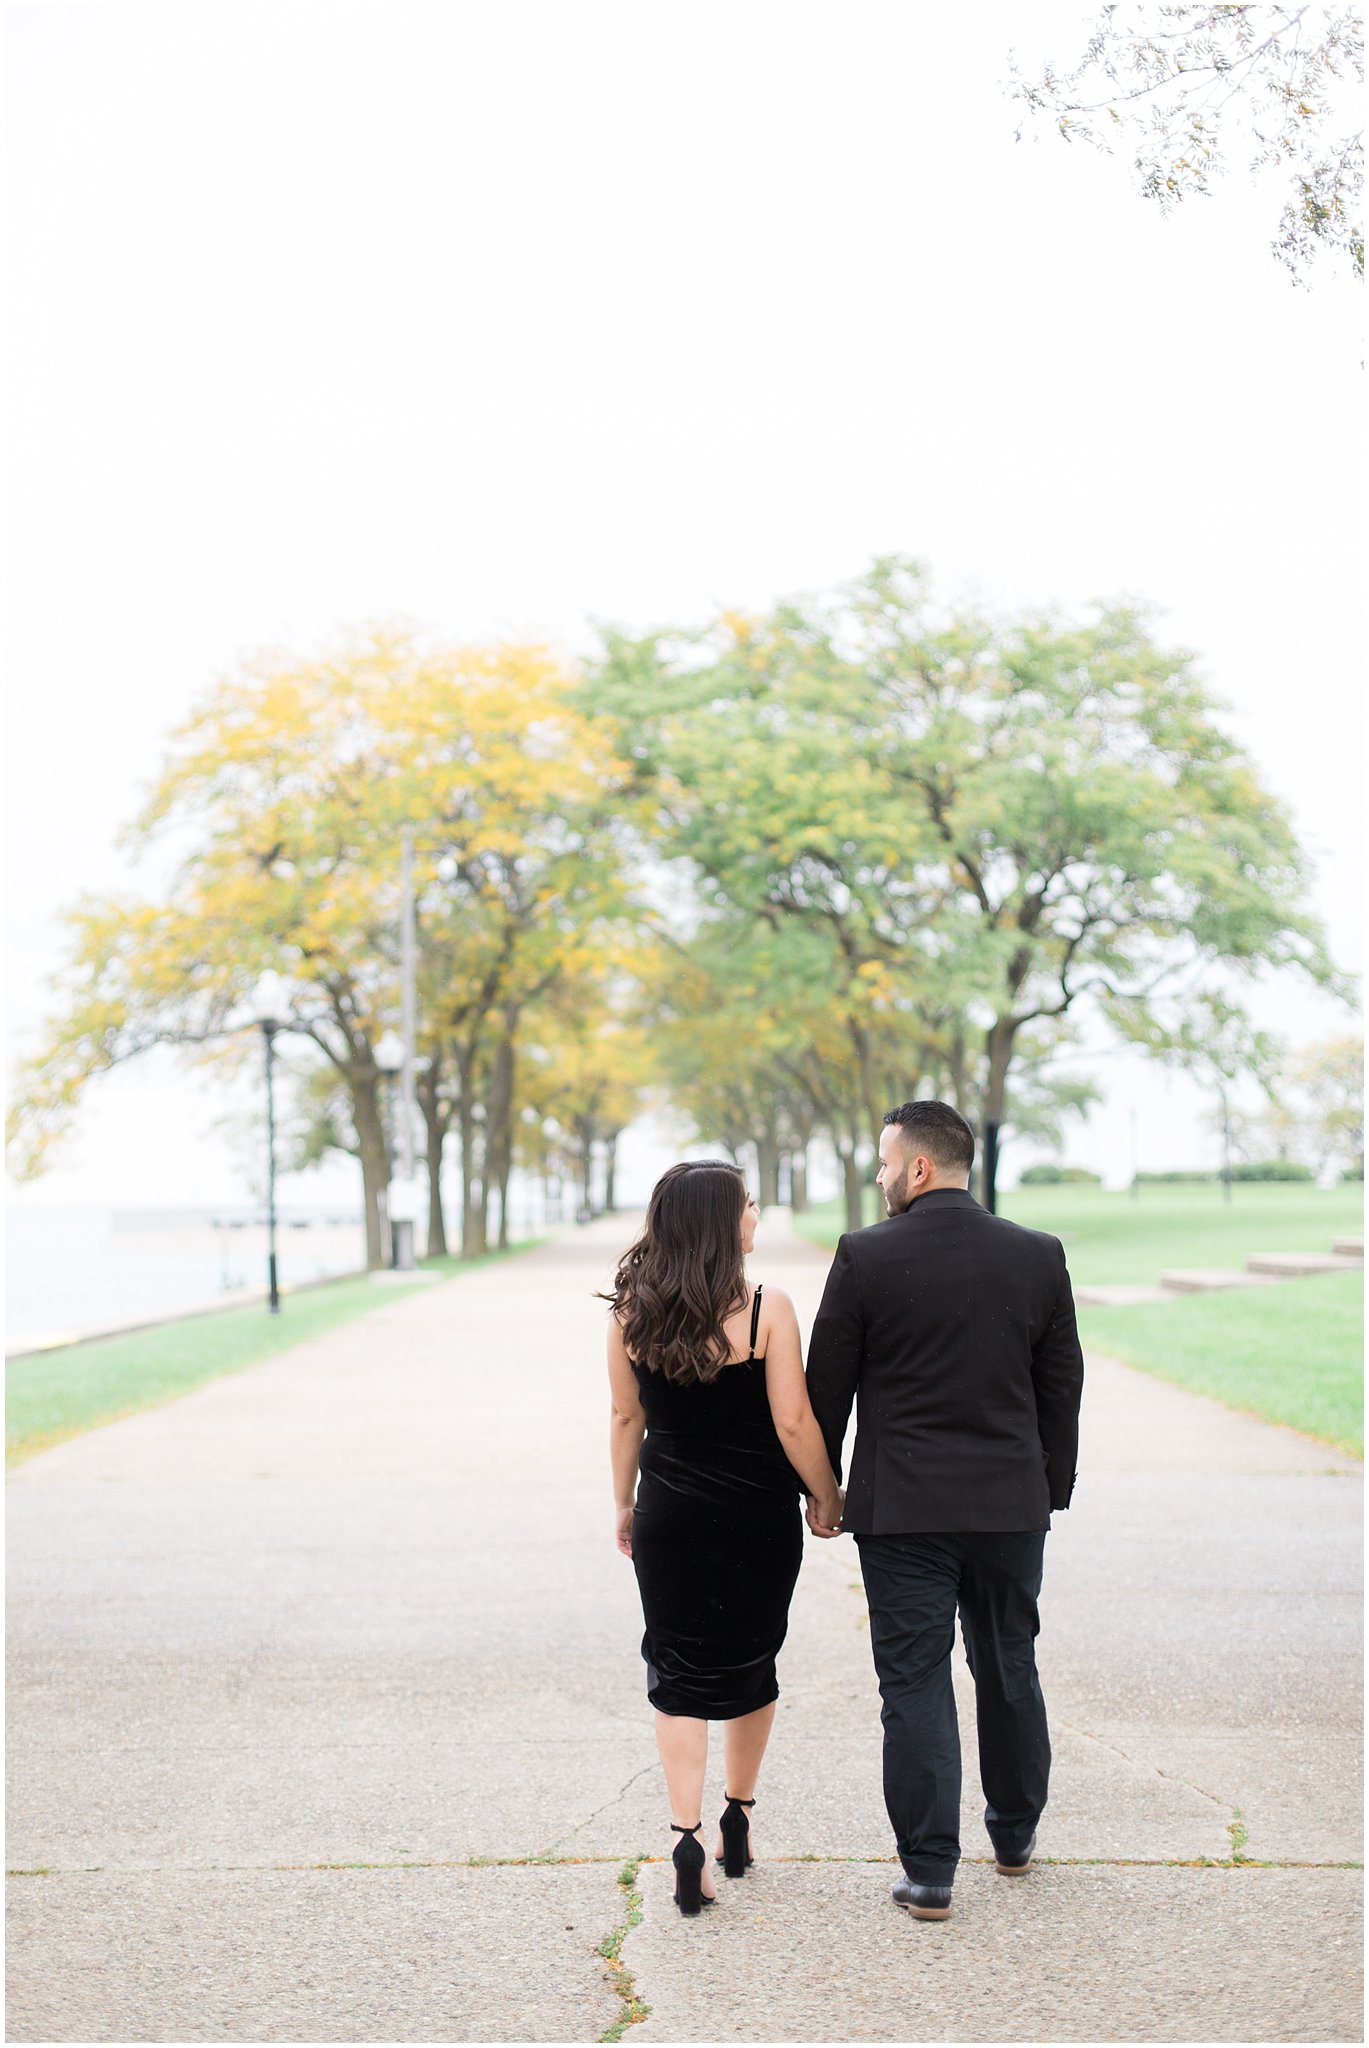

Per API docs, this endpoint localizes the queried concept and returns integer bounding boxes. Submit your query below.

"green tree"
[591,600,997,1223]
[996,1037,1105,1162]
[827,559,1340,1196]
[1291,1032,1364,1174]
[590,558,1343,1211]
[1146,991,1287,1199]
[644,933,825,1207]
[1009,3,1364,281]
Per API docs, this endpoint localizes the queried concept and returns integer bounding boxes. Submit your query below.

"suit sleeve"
[1032,1242,1085,1510]
[805,1234,864,1487]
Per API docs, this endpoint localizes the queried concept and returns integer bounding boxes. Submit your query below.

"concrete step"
[1245,1251,1364,1278]
[1159,1268,1286,1294]
[1074,1283,1173,1307]
[1331,1236,1363,1259]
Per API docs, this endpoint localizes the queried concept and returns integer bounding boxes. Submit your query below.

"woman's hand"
[615,1505,635,1557]
[806,1489,845,1538]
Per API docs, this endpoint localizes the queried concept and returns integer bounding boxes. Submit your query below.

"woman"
[604,1160,843,1915]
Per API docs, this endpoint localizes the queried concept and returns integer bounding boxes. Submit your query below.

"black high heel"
[717,1795,755,1878]
[671,1822,711,1916]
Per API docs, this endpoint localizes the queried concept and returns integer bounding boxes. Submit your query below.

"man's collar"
[902,1186,980,1213]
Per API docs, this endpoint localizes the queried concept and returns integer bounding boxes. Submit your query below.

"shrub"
[1018,1164,1102,1185]
[1135,1170,1216,1184]
[1228,1160,1315,1182]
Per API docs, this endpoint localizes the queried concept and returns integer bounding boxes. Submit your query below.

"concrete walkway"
[7,1214,1362,2042]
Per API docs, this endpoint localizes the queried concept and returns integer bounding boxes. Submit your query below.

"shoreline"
[4,1265,374,1362]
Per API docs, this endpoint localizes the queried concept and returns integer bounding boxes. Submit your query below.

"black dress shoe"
[994,1831,1037,1876]
[891,1877,952,1920]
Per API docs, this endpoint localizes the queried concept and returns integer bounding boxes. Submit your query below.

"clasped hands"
[617,1492,845,1552]
[805,1489,845,1539]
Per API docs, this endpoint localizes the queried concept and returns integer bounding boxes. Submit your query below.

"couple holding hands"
[605,1099,1085,1921]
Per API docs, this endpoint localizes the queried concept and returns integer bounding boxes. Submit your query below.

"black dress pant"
[855,1531,1050,1886]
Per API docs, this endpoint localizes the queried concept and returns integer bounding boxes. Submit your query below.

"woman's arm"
[762,1289,844,1535]
[607,1314,647,1557]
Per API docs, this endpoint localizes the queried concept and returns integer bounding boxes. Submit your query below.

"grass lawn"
[788,1184,1362,1455]
[1077,1272,1363,1455]
[792,1181,1363,1285]
[6,1240,542,1468]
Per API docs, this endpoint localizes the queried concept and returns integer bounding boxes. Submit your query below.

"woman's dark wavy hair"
[600,1160,749,1385]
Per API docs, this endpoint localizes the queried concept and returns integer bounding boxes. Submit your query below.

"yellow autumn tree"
[8,628,637,1265]
[513,953,658,1220]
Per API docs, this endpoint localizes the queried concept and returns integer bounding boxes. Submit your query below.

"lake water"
[5,1207,370,1348]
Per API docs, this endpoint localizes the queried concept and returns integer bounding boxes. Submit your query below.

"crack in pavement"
[543,1760,660,1858]
[1058,1716,1239,1816]
[8,1853,1361,1876]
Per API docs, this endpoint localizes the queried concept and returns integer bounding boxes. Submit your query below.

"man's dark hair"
[881,1100,976,1174]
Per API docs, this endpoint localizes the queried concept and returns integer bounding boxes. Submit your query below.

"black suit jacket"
[806,1188,1084,1534]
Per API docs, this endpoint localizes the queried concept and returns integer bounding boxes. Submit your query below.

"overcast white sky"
[5,0,1363,1207]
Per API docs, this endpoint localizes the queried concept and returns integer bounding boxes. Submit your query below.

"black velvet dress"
[631,1287,804,1719]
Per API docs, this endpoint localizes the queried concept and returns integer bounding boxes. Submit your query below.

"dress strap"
[747,1284,763,1360]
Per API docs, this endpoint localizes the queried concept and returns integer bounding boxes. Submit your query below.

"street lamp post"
[250,971,289,1314]
[374,1029,410,1269]
[373,830,424,1277]
[1218,1082,1233,1206]
[399,825,418,1205]
[374,827,422,1272]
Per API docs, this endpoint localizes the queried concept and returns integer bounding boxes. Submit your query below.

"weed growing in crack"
[596,1858,651,2042]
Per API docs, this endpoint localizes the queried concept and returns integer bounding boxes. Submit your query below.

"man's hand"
[614,1506,635,1557]
[805,1489,845,1538]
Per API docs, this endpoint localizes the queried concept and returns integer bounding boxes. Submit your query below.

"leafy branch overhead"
[1009,3,1364,280]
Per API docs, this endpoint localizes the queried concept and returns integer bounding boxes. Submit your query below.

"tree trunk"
[757,1133,781,1208]
[456,1047,487,1258]
[841,1147,864,1233]
[1218,1086,1233,1206]
[948,1027,970,1118]
[788,1146,808,1213]
[577,1117,595,1217]
[980,1017,1018,1212]
[463,1127,487,1255]
[497,1155,514,1249]
[426,1164,447,1258]
[604,1132,619,1212]
[484,1028,516,1252]
[847,1014,886,1141]
[352,1077,390,1270]
[417,1056,449,1259]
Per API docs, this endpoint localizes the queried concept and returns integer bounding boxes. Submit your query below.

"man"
[805,1100,1084,1922]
